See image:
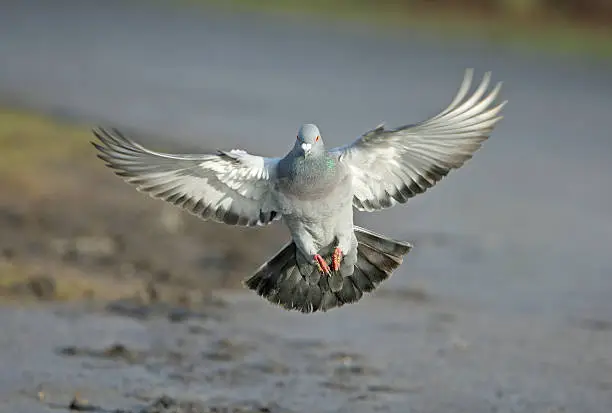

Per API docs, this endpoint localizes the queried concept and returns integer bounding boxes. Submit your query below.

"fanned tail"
[243,226,412,313]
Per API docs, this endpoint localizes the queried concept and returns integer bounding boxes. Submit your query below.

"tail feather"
[354,226,412,257]
[356,243,401,279]
[243,226,412,313]
[334,276,363,306]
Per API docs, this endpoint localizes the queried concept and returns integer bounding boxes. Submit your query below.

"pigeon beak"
[301,142,312,155]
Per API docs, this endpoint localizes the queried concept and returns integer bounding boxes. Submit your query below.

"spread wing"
[92,128,281,226]
[329,69,506,212]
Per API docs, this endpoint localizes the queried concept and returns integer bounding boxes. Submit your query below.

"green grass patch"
[0,108,93,196]
[185,0,612,59]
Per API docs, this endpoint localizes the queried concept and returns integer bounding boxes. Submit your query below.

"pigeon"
[91,69,506,314]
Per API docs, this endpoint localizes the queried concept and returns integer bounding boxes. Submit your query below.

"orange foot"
[332,247,343,271]
[314,254,331,275]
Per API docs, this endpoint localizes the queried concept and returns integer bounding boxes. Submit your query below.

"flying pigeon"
[92,69,506,313]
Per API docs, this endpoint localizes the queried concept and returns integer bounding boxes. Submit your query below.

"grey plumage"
[329,69,505,212]
[91,69,506,313]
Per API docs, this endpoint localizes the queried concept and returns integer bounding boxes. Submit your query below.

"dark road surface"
[1,1,612,412]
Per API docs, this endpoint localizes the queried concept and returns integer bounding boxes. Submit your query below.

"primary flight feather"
[92,69,506,313]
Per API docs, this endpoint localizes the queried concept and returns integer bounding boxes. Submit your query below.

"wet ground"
[4,294,612,413]
[1,0,612,412]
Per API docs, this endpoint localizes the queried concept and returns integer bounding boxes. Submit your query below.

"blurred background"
[0,1,611,412]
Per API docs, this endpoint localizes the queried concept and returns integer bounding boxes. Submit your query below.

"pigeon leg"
[314,254,331,275]
[332,247,343,271]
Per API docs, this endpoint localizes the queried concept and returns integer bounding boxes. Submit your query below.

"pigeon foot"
[332,247,343,271]
[314,254,331,275]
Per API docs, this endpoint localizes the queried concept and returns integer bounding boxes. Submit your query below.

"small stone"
[69,392,96,411]
[168,308,191,323]
[146,282,159,303]
[1,247,15,259]
[27,276,56,300]
[74,236,116,258]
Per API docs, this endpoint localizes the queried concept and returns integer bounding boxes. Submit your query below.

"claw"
[314,254,331,275]
[332,247,343,271]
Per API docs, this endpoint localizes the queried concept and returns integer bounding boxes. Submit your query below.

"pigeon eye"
[316,136,320,142]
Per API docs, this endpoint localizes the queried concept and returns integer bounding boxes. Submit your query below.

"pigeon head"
[295,123,324,157]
